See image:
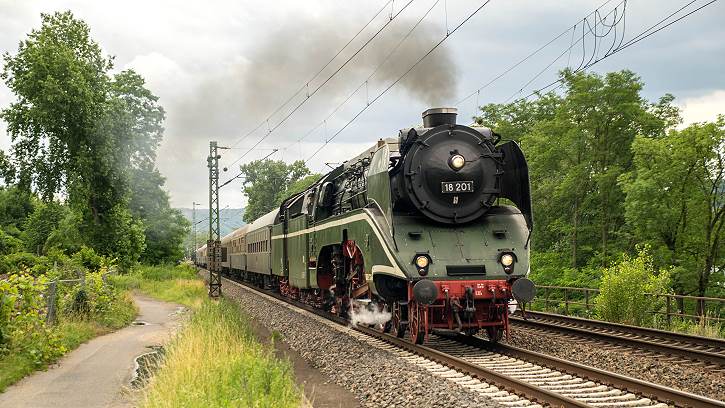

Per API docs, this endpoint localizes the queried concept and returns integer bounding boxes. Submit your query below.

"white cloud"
[679,90,725,126]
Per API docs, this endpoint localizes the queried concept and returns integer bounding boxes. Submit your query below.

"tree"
[22,201,67,254]
[129,164,190,264]
[622,117,725,298]
[0,150,14,185]
[239,160,312,221]
[0,187,35,230]
[1,12,167,268]
[276,174,320,204]
[476,70,675,268]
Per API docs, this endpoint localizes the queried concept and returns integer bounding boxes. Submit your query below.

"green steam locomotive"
[196,107,535,344]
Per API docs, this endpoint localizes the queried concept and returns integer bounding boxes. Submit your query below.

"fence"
[532,285,725,325]
[44,271,111,325]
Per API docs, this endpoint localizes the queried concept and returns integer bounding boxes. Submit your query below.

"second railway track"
[511,311,725,368]
[208,270,724,408]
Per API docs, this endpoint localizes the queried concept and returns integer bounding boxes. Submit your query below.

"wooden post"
[46,280,58,325]
[585,290,590,314]
[666,295,672,328]
[564,288,569,315]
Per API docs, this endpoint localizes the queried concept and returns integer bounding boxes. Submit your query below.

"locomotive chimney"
[422,107,457,128]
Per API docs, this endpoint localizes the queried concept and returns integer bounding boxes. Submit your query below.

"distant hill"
[177,207,246,236]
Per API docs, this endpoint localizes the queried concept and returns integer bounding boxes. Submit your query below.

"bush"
[0,252,51,276]
[58,267,134,326]
[0,273,65,364]
[595,246,671,325]
[0,228,23,256]
[71,246,106,272]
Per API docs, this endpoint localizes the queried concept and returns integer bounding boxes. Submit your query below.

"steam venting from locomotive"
[390,108,533,228]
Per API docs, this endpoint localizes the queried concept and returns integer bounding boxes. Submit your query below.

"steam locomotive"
[196,107,535,344]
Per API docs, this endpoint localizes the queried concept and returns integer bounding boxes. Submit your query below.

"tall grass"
[143,299,301,408]
[111,264,206,308]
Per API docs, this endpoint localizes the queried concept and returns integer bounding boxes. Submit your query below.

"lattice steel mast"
[207,141,223,298]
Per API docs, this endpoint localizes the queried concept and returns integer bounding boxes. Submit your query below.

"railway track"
[207,270,724,408]
[511,311,725,368]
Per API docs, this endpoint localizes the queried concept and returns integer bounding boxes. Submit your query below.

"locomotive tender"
[196,107,535,344]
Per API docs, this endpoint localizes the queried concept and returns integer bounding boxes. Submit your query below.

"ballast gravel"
[216,276,502,408]
[507,325,725,402]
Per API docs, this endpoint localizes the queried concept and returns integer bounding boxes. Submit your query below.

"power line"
[224,0,418,169]
[501,0,627,103]
[278,0,444,158]
[305,0,495,164]
[224,0,394,152]
[219,148,278,189]
[511,0,716,104]
[454,0,619,107]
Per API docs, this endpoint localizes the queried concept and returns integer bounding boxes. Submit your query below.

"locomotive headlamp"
[415,255,430,269]
[449,154,465,171]
[500,253,514,267]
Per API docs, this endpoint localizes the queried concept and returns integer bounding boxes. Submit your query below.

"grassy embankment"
[113,264,303,407]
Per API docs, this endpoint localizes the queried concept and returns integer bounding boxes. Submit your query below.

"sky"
[1,0,724,210]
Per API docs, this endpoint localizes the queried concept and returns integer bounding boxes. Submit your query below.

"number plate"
[441,181,474,194]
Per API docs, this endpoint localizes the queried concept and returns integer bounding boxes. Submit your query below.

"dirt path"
[0,295,185,408]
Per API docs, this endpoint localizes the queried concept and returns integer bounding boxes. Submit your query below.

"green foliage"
[0,273,65,364]
[129,165,190,264]
[71,246,105,271]
[0,252,47,276]
[0,150,14,184]
[1,11,177,269]
[275,173,321,204]
[22,201,67,254]
[478,70,677,269]
[240,159,311,221]
[621,116,725,296]
[595,247,671,325]
[529,251,602,288]
[0,187,35,229]
[0,228,23,256]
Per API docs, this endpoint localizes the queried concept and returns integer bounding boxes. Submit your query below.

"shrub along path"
[0,295,184,408]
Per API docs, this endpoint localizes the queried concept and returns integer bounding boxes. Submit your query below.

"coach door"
[282,208,290,276]
[285,194,309,288]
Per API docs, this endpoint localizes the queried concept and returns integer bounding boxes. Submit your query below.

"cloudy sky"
[1,0,723,210]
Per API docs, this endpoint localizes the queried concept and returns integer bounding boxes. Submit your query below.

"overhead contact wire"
[225,0,418,169]
[306,0,494,163]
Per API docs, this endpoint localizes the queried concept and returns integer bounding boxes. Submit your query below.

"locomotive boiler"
[197,107,535,344]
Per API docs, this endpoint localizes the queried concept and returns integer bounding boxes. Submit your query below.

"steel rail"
[517,310,725,350]
[447,333,725,408]
[208,270,723,408]
[215,273,588,407]
[512,311,725,366]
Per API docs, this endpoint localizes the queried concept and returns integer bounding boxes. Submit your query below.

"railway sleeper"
[527,378,585,386]
[587,398,657,407]
[576,394,646,403]
[499,400,540,407]
[540,381,597,391]
[490,394,523,402]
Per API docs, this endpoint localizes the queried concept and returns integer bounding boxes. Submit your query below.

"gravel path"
[217,277,502,408]
[506,326,725,401]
